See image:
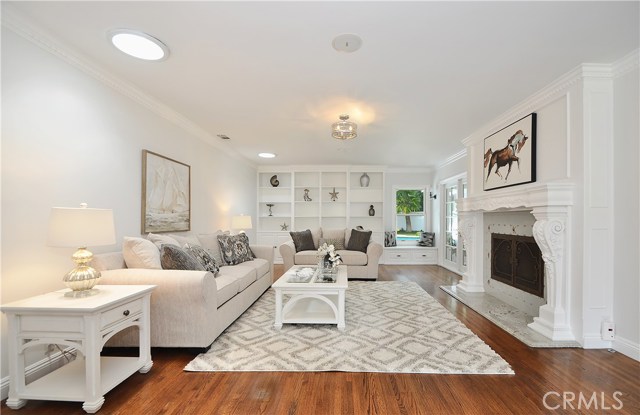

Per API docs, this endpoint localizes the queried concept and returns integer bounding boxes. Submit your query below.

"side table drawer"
[101,298,143,329]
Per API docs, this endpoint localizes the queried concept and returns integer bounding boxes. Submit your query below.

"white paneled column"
[457,211,485,292]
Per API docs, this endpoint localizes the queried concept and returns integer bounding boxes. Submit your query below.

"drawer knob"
[123,310,130,316]
[396,254,401,257]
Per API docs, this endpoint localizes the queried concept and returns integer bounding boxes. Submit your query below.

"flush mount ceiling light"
[332,114,357,140]
[108,29,169,61]
[258,152,276,159]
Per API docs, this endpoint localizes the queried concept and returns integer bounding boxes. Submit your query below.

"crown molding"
[386,166,433,174]
[437,148,467,170]
[1,6,254,168]
[612,49,639,79]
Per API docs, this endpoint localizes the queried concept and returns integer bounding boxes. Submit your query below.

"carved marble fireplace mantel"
[457,182,575,341]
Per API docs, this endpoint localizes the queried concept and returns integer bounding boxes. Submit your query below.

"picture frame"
[483,113,536,191]
[142,150,191,233]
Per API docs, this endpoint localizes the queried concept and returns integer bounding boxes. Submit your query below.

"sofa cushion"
[346,229,372,253]
[184,243,220,275]
[294,250,321,265]
[147,233,181,249]
[336,249,368,266]
[238,258,270,278]
[197,230,229,265]
[214,274,240,306]
[310,227,322,249]
[169,233,200,246]
[160,245,205,271]
[318,237,345,250]
[122,237,161,269]
[217,233,254,265]
[289,229,315,252]
[219,265,257,292]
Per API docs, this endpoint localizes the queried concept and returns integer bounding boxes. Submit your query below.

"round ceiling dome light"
[108,29,169,61]
[332,34,362,53]
[258,152,277,159]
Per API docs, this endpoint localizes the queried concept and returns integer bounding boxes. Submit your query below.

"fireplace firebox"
[491,233,544,298]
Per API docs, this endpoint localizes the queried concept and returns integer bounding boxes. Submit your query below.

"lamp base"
[63,248,101,297]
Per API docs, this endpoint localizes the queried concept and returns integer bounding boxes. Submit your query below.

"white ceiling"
[5,1,639,168]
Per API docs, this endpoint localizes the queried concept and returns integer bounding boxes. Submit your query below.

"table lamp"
[231,215,252,234]
[47,203,116,297]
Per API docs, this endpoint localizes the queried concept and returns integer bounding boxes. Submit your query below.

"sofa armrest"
[366,241,383,260]
[100,269,218,346]
[279,240,296,272]
[250,244,274,278]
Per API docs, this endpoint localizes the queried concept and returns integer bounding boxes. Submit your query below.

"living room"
[2,1,639,414]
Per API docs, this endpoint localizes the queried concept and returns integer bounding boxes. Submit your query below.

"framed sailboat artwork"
[142,150,191,233]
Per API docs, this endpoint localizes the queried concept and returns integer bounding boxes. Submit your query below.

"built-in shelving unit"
[257,166,386,263]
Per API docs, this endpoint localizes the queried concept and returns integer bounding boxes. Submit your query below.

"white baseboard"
[1,347,76,401]
[613,336,640,361]
[582,334,613,349]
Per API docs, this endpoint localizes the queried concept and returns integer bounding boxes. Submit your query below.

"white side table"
[1,284,156,413]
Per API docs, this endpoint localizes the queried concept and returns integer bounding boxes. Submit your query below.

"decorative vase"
[359,172,370,187]
[270,175,279,187]
[369,205,375,216]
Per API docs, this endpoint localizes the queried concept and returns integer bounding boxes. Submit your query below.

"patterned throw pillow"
[384,231,397,247]
[346,229,372,253]
[318,237,345,250]
[184,243,220,276]
[160,245,205,271]
[289,229,315,252]
[419,232,435,247]
[217,233,255,265]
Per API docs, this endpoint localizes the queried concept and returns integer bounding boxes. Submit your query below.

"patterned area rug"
[185,281,514,374]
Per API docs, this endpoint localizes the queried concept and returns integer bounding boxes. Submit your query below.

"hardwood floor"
[4,265,639,414]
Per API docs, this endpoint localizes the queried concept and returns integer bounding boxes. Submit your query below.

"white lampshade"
[48,205,116,248]
[231,215,252,231]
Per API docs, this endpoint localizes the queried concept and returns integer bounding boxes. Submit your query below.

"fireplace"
[491,233,544,298]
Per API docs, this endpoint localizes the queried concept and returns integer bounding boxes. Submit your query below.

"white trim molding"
[612,49,639,79]
[613,336,640,362]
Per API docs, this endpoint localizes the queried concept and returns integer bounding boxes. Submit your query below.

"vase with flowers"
[317,242,342,275]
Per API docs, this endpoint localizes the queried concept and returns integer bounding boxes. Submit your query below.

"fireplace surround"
[457,182,575,341]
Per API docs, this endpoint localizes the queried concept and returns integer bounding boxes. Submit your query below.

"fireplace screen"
[491,233,544,298]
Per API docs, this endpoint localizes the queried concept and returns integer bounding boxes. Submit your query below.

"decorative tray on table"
[287,267,320,283]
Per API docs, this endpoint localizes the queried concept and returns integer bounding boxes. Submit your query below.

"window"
[440,175,467,272]
[394,188,426,244]
[445,185,458,263]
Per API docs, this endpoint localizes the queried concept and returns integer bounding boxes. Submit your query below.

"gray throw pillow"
[217,233,254,265]
[184,243,220,276]
[347,229,372,253]
[289,229,315,252]
[160,244,205,271]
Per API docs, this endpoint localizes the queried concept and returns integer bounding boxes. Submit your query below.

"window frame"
[392,185,429,246]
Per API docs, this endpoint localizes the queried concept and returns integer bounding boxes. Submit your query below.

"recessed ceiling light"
[258,153,276,159]
[108,29,169,61]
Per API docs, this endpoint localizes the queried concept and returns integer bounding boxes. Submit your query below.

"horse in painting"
[485,130,528,182]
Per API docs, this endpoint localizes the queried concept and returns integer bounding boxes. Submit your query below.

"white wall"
[613,64,640,360]
[1,28,257,382]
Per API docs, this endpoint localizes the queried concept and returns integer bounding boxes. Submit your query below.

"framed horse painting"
[483,113,536,191]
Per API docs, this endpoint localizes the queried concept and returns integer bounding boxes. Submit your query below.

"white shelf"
[22,357,142,401]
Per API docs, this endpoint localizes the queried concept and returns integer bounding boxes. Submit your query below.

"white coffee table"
[273,265,348,330]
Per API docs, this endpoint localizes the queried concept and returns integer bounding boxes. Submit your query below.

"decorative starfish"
[329,187,339,201]
[280,222,288,231]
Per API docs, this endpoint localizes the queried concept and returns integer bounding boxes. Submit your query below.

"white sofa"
[279,228,382,280]
[93,243,273,349]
